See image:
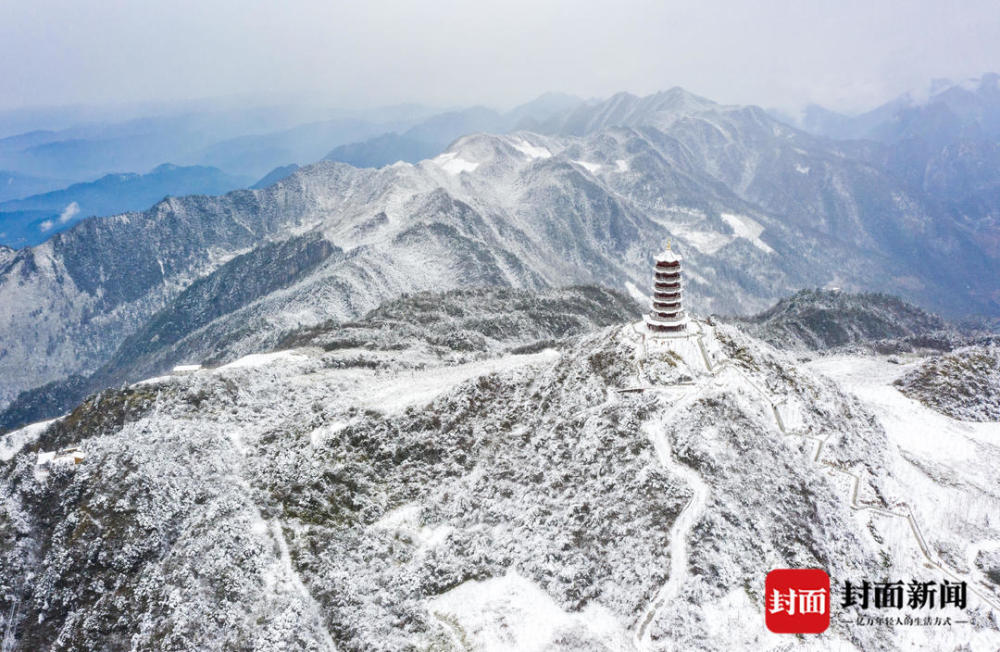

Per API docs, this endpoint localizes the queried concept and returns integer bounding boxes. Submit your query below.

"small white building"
[36,447,86,468]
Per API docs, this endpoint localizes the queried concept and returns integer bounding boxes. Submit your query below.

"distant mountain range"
[0,169,70,203]
[0,104,438,189]
[324,93,583,168]
[0,96,581,209]
[774,74,1000,268]
[3,84,999,412]
[784,74,1000,143]
[194,117,416,178]
[0,164,252,247]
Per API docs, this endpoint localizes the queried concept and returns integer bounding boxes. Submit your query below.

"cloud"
[0,1,998,114]
[39,219,54,232]
[59,201,80,224]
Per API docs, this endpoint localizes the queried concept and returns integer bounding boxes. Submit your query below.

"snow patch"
[433,151,479,175]
[795,164,810,175]
[1,419,56,461]
[625,281,647,304]
[807,356,994,461]
[615,159,628,172]
[510,139,552,160]
[216,350,308,370]
[358,349,559,415]
[429,571,628,651]
[720,213,774,254]
[775,399,805,431]
[682,266,710,286]
[372,503,453,553]
[310,420,347,447]
[134,375,173,386]
[675,228,732,255]
[572,160,601,174]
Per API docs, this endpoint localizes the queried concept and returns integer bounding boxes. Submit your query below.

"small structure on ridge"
[644,243,687,335]
[36,447,86,468]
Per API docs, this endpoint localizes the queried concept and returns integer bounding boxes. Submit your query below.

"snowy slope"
[0,286,642,432]
[2,304,996,650]
[3,93,987,409]
[728,288,956,353]
[892,344,1000,421]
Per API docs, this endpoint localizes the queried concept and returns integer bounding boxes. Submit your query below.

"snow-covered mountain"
[324,93,583,169]
[784,75,1000,272]
[0,286,641,432]
[2,86,999,414]
[894,343,1000,421]
[0,163,253,248]
[1,288,996,650]
[726,289,957,353]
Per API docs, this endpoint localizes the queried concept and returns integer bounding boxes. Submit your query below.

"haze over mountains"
[782,74,1000,251]
[324,93,583,169]
[0,95,581,248]
[0,77,998,410]
[0,164,252,247]
[1,78,999,418]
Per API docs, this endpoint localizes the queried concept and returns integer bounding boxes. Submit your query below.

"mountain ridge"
[2,295,996,649]
[2,86,999,411]
[0,163,252,247]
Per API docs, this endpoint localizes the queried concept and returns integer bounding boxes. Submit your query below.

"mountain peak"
[151,162,180,173]
[649,86,717,108]
[729,289,954,352]
[535,87,733,137]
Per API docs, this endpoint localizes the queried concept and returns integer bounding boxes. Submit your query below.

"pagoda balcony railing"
[648,322,686,332]
[655,261,681,269]
[649,310,685,322]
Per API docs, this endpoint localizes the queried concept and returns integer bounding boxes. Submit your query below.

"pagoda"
[644,243,687,334]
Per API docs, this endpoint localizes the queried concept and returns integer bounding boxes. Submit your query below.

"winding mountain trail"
[716,347,1000,612]
[718,338,1000,613]
[626,319,1000,649]
[627,320,714,650]
[634,409,710,650]
[270,520,340,652]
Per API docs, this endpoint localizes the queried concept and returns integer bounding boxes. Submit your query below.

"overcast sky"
[1,0,998,114]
